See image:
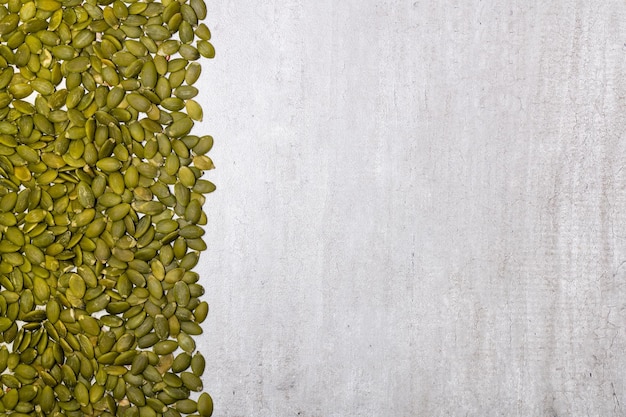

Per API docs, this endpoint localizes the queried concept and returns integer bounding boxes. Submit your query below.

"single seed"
[66,56,91,73]
[127,93,152,112]
[196,23,212,40]
[186,99,203,121]
[172,353,192,373]
[194,301,209,323]
[197,39,215,58]
[176,399,198,413]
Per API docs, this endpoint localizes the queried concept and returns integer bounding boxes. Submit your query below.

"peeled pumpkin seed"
[195,23,212,40]
[197,40,215,58]
[127,92,152,112]
[0,0,215,414]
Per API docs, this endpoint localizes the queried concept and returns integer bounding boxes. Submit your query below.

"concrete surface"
[197,1,626,416]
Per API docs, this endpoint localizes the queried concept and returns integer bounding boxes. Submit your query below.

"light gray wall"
[197,1,626,416]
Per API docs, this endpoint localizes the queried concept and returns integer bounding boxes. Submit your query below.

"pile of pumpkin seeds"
[0,0,216,414]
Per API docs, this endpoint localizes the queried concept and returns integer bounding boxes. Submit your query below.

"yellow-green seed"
[66,56,91,73]
[36,0,62,12]
[127,93,152,112]
[96,157,123,172]
[186,99,203,121]
[176,399,198,413]
[196,23,212,40]
[194,301,209,323]
[197,40,215,58]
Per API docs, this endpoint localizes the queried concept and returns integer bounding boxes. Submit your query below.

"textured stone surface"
[198,1,626,415]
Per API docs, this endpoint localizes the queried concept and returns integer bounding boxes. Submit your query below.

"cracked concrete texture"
[197,1,626,416]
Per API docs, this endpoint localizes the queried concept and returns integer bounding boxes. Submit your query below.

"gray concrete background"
[196,1,626,416]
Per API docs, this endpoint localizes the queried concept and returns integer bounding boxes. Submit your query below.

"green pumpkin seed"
[186,99,203,121]
[195,23,212,40]
[96,157,123,172]
[176,399,197,413]
[127,93,152,112]
[170,353,191,373]
[52,45,76,60]
[153,340,177,355]
[185,62,202,85]
[173,85,198,100]
[194,301,209,323]
[66,56,91,73]
[197,40,215,58]
[36,0,62,12]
